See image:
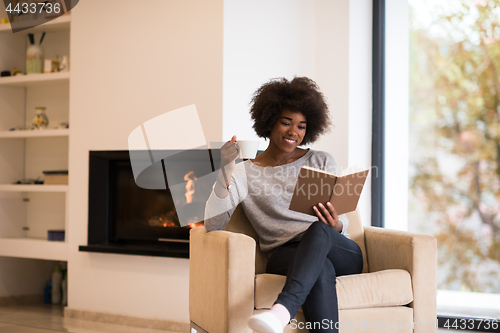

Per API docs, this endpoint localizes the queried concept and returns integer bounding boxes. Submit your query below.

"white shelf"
[0,184,68,192]
[0,237,67,261]
[0,15,70,34]
[0,128,69,138]
[0,72,70,87]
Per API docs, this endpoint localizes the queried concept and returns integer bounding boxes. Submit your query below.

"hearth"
[79,149,222,258]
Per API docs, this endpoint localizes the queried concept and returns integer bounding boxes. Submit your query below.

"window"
[408,0,500,318]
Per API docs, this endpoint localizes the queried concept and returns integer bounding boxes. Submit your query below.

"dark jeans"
[266,221,363,333]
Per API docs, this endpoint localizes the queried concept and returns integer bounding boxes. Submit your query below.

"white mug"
[236,140,260,159]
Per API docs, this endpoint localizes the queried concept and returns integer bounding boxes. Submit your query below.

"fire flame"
[184,171,197,203]
[150,171,204,229]
[159,214,176,227]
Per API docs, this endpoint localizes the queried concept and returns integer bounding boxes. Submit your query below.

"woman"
[204,77,363,333]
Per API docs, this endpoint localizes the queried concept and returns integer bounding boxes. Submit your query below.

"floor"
[0,304,180,333]
[0,304,484,333]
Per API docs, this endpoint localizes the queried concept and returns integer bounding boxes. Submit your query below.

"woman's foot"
[247,303,290,333]
[247,311,283,333]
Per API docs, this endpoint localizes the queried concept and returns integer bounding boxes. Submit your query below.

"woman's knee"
[301,221,329,245]
[306,220,339,239]
[313,260,337,289]
[307,220,329,234]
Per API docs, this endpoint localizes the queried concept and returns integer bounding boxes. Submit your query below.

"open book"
[289,166,369,216]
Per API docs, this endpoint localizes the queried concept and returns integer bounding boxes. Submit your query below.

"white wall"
[348,0,372,227]
[68,0,223,323]
[223,0,316,148]
[315,0,373,226]
[313,0,349,167]
[385,0,409,230]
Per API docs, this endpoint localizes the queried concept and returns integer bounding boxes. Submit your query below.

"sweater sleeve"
[203,164,246,232]
[323,153,350,237]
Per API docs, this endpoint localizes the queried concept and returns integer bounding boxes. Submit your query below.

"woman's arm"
[204,170,241,232]
[204,136,247,232]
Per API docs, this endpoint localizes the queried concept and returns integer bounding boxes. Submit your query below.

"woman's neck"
[252,145,308,167]
[265,145,296,164]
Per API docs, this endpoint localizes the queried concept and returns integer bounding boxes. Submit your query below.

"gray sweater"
[204,149,350,254]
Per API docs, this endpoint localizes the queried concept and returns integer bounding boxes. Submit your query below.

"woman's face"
[269,109,307,152]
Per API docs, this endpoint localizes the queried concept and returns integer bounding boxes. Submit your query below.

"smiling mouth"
[283,138,296,144]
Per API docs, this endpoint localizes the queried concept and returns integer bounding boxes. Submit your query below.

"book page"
[301,165,338,177]
[329,169,369,215]
[339,164,367,177]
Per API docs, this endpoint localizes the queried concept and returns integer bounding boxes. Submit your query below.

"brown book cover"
[44,174,68,185]
[289,166,369,216]
[43,170,68,185]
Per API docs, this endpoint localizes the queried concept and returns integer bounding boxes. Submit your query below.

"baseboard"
[0,294,43,306]
[64,307,190,333]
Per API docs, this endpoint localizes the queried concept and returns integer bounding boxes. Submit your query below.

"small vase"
[33,107,49,129]
[59,55,69,72]
[26,45,44,74]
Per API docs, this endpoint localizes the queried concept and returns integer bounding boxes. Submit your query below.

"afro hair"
[249,77,332,145]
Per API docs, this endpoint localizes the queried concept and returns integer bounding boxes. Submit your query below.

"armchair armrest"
[364,226,437,333]
[189,227,255,333]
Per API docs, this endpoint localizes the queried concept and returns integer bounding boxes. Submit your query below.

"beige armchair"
[189,206,437,333]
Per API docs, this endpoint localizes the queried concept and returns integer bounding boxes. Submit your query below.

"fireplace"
[79,149,222,258]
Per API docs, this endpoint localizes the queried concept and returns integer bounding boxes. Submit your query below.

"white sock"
[247,311,283,333]
[269,303,290,328]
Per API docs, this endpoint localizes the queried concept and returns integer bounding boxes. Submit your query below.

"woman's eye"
[281,122,305,130]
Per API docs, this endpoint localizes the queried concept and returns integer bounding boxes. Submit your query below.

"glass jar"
[32,107,49,129]
[26,44,44,74]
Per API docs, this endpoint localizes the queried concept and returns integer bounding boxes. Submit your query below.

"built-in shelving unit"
[0,184,68,192]
[0,237,67,261]
[0,128,69,138]
[0,14,70,34]
[0,13,70,261]
[0,72,70,87]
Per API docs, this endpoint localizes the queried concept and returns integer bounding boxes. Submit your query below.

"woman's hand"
[219,135,239,185]
[313,202,343,233]
[220,135,239,168]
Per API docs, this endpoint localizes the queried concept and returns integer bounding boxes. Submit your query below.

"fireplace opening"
[79,149,222,258]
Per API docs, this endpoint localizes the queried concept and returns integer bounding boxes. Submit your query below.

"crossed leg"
[265,221,363,333]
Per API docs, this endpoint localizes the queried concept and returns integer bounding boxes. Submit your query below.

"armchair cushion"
[255,269,413,310]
